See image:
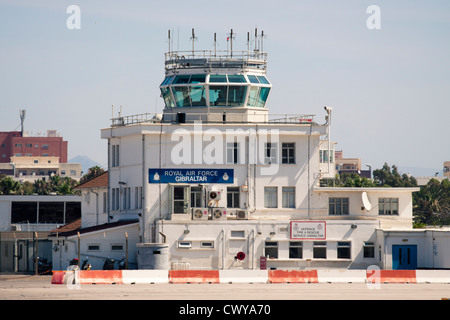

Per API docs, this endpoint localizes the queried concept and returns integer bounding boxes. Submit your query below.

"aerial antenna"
[190,28,197,55]
[168,29,171,53]
[213,33,217,57]
[247,31,250,52]
[227,29,235,57]
[19,109,26,136]
[260,30,267,52]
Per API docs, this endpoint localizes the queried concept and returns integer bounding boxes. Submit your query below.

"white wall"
[51,223,139,270]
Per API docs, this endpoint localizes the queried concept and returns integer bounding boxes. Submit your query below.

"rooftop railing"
[110,112,316,127]
[164,50,268,73]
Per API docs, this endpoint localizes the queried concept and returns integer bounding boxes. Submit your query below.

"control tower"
[159,43,272,123]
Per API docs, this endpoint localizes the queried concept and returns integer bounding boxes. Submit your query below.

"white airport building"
[50,39,450,272]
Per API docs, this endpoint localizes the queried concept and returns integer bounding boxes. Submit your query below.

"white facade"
[97,48,444,271]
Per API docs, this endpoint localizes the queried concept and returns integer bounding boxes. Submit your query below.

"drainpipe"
[91,189,99,226]
[221,229,225,269]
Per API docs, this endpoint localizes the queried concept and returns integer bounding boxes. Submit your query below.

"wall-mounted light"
[351,224,357,229]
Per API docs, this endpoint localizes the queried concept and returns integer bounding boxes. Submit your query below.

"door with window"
[392,245,417,270]
[173,186,190,214]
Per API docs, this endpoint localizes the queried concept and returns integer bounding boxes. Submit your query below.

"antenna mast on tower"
[19,109,26,136]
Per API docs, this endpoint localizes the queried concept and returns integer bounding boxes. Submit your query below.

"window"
[265,241,278,259]
[15,144,22,148]
[103,192,108,213]
[289,242,303,259]
[282,143,295,164]
[227,86,247,106]
[122,187,131,210]
[209,85,227,106]
[329,198,349,215]
[282,187,295,208]
[320,150,334,163]
[112,188,120,210]
[190,186,203,208]
[25,143,32,148]
[111,145,120,167]
[39,202,64,224]
[111,244,124,251]
[178,241,192,249]
[226,142,240,164]
[313,241,327,259]
[88,244,100,251]
[264,187,278,208]
[173,186,189,214]
[378,198,399,215]
[227,187,240,208]
[256,87,270,108]
[11,202,38,223]
[65,202,81,223]
[264,142,278,164]
[230,230,245,238]
[364,242,375,258]
[42,144,49,149]
[201,241,214,249]
[337,242,351,259]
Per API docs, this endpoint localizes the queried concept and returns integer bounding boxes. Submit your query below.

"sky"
[0,0,449,175]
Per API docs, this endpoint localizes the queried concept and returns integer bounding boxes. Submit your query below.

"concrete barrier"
[77,270,124,284]
[366,270,417,284]
[317,269,367,283]
[50,269,450,285]
[416,270,450,283]
[219,270,268,283]
[169,270,220,283]
[51,271,66,284]
[268,270,318,283]
[122,270,169,284]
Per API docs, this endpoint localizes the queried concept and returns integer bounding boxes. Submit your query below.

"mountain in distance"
[69,155,106,175]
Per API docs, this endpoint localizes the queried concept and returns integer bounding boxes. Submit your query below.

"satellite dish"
[362,192,372,211]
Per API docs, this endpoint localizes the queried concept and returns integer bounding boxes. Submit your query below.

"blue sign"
[149,168,234,184]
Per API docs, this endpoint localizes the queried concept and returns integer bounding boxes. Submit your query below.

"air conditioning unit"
[209,190,221,201]
[211,207,227,220]
[192,208,209,220]
[236,210,249,220]
[11,224,21,231]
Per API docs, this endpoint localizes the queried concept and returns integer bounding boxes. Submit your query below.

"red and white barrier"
[51,269,450,285]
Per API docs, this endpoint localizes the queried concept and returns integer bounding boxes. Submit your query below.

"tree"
[413,179,450,227]
[80,166,105,184]
[0,176,22,195]
[373,163,417,187]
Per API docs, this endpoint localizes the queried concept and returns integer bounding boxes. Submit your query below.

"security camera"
[324,106,333,112]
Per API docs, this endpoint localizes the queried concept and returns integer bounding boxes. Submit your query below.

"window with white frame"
[282,187,295,208]
[264,187,278,208]
[122,187,131,210]
[264,142,278,164]
[282,143,295,164]
[337,241,351,259]
[313,241,327,259]
[289,241,303,259]
[227,187,240,208]
[226,142,240,164]
[111,144,120,167]
[329,198,349,215]
[111,188,120,210]
[135,186,143,209]
[363,242,375,258]
[265,241,278,259]
[378,198,399,215]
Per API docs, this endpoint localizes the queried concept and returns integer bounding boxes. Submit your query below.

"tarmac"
[0,274,449,300]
